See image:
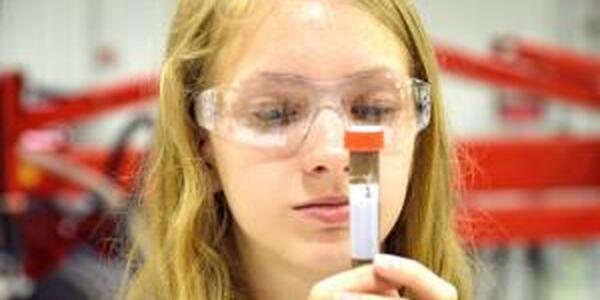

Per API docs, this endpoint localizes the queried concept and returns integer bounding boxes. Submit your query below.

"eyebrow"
[248,67,397,84]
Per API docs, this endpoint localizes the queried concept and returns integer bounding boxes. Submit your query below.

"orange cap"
[344,126,384,152]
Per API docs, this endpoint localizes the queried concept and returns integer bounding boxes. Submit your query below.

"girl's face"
[207,0,417,276]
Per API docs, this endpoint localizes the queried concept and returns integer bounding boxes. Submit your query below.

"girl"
[123,0,473,299]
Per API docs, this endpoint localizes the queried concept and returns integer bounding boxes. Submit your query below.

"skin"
[204,0,457,299]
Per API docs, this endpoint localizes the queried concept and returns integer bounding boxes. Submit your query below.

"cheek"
[212,138,299,231]
[379,150,414,240]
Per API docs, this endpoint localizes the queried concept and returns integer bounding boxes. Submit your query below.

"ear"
[199,138,222,193]
[199,137,215,165]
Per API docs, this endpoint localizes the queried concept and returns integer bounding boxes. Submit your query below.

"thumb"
[308,265,398,300]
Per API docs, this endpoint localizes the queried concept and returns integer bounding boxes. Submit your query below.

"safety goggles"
[193,69,431,156]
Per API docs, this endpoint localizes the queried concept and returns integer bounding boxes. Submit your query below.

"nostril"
[311,165,349,175]
[313,165,327,174]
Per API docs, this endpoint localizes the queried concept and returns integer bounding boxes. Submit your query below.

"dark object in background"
[18,247,124,300]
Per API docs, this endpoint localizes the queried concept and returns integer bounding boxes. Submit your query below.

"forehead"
[217,0,411,84]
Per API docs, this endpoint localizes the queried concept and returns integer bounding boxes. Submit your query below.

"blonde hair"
[122,0,474,299]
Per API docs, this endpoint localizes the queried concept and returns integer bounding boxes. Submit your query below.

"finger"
[373,254,458,300]
[309,265,398,300]
[336,292,410,300]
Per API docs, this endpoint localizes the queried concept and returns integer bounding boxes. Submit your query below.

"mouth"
[293,196,349,225]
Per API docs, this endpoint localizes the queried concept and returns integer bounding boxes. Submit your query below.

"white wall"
[0,0,92,90]
[75,0,172,146]
[90,0,171,84]
[0,0,172,88]
[417,0,561,51]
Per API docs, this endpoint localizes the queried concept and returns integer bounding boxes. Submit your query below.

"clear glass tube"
[345,128,382,267]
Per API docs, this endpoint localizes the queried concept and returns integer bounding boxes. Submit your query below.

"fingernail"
[374,253,401,270]
[336,292,359,300]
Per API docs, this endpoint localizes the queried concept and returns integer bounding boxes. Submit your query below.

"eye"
[350,105,396,122]
[246,98,305,130]
[350,93,401,123]
[254,105,297,125]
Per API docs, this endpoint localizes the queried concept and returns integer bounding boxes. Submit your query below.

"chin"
[296,237,352,276]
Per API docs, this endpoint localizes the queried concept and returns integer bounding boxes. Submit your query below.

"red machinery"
[0,73,157,294]
[1,38,599,289]
[435,36,600,246]
[437,36,600,109]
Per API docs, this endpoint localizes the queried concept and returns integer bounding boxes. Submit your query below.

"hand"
[308,254,457,300]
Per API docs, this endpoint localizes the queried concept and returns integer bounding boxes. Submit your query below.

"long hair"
[122,0,474,299]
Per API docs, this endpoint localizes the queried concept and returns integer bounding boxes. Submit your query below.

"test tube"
[343,126,383,267]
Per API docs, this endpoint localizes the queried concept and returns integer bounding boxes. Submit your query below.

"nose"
[300,109,350,178]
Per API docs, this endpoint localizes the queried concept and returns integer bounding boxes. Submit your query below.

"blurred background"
[1,0,599,299]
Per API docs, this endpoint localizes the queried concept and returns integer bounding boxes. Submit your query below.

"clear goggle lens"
[194,73,431,156]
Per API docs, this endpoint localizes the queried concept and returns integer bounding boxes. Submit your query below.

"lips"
[293,196,349,224]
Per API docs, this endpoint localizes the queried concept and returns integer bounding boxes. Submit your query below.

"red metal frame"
[1,72,157,279]
[460,136,600,190]
[443,39,600,245]
[0,73,158,197]
[493,36,600,78]
[24,76,158,130]
[460,189,600,246]
[435,42,600,109]
[0,72,23,206]
[491,36,600,108]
